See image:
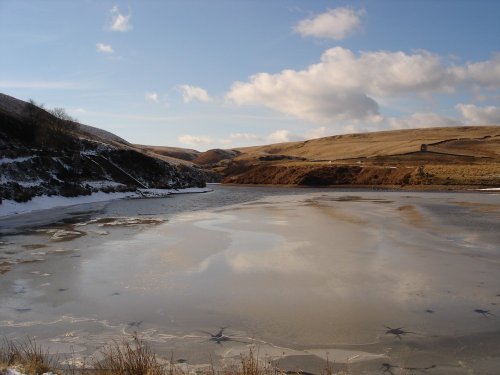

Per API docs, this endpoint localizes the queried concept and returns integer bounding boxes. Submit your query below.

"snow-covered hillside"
[0,93,209,207]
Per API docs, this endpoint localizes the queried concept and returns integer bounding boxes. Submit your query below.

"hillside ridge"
[194,125,500,188]
[0,93,209,205]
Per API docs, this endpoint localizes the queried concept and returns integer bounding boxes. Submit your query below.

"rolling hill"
[196,126,500,188]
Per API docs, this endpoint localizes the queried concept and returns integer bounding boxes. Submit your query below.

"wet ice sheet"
[0,187,499,374]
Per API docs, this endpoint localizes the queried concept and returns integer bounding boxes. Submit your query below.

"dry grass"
[0,337,55,374]
[92,335,164,375]
[0,336,351,375]
[425,163,500,185]
[234,126,500,162]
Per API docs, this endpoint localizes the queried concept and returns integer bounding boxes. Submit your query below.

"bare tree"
[49,107,76,122]
[49,107,77,133]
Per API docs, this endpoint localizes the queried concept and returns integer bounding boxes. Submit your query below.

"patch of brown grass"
[0,337,55,374]
[235,126,500,162]
[220,348,281,375]
[425,163,500,185]
[92,335,164,375]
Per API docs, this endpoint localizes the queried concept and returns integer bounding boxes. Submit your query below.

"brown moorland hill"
[234,126,500,162]
[134,145,201,162]
[206,126,500,188]
[193,148,241,167]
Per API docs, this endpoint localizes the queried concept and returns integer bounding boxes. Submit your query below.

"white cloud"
[227,72,380,124]
[229,133,261,141]
[229,47,435,124]
[96,43,114,53]
[267,130,290,143]
[342,124,359,134]
[178,135,213,147]
[219,133,263,147]
[227,47,500,125]
[109,6,132,32]
[456,104,500,124]
[388,113,462,129]
[178,84,212,103]
[266,130,304,144]
[453,53,500,88]
[146,92,159,103]
[294,7,364,40]
[304,126,329,139]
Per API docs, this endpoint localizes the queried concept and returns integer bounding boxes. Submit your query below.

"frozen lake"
[1,185,499,374]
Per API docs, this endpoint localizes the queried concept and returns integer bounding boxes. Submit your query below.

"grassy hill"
[195,126,500,188]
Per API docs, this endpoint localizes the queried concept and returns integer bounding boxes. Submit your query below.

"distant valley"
[1,92,499,208]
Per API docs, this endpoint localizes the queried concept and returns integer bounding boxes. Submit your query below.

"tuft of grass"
[0,337,55,375]
[234,348,279,375]
[92,334,164,375]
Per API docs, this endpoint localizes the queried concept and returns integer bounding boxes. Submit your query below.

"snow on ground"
[83,180,127,189]
[0,156,34,165]
[139,187,213,196]
[478,187,500,191]
[0,191,136,217]
[0,187,212,217]
[17,179,44,187]
[4,369,56,375]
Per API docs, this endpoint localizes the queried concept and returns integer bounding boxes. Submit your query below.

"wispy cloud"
[96,43,114,53]
[109,5,132,32]
[178,84,212,103]
[267,130,290,143]
[266,130,303,143]
[229,133,261,141]
[219,132,263,146]
[304,126,329,139]
[294,8,364,40]
[178,134,213,147]
[388,113,462,129]
[146,92,159,103]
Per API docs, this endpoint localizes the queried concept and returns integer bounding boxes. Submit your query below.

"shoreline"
[221,182,500,193]
[0,187,213,218]
[2,183,497,220]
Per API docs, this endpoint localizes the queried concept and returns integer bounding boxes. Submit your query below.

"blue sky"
[1,0,499,150]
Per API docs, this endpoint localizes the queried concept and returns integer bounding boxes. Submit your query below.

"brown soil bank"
[223,162,500,187]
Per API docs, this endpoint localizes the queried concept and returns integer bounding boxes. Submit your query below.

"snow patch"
[0,187,212,217]
[83,180,126,189]
[0,156,34,165]
[0,191,136,217]
[137,187,212,198]
[18,180,43,187]
[5,369,56,375]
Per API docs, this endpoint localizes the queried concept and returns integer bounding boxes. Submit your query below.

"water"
[0,185,499,373]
